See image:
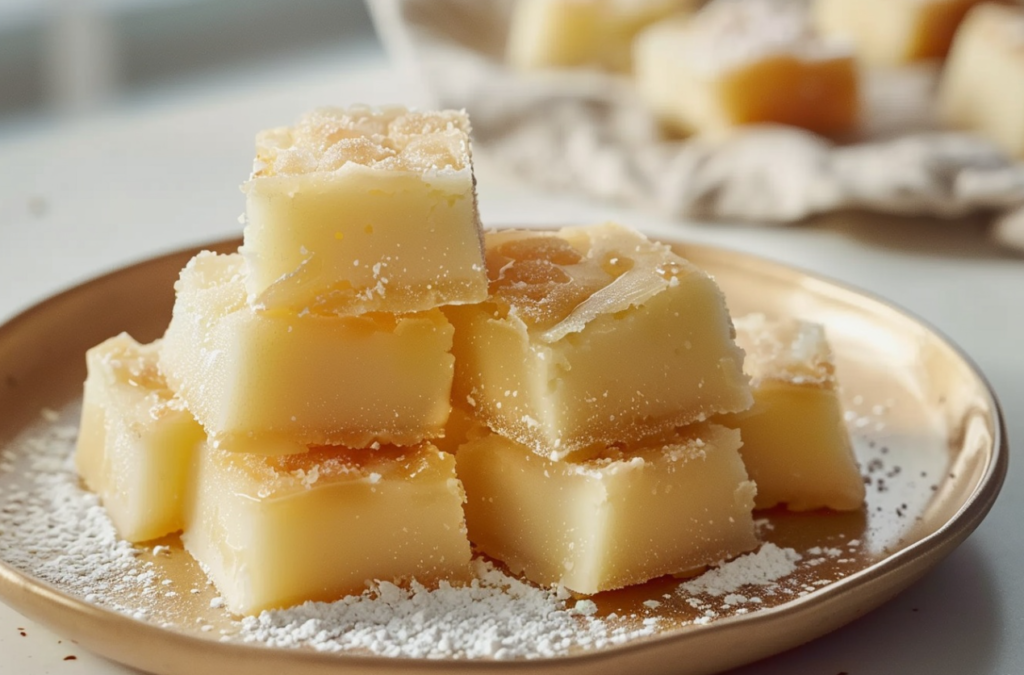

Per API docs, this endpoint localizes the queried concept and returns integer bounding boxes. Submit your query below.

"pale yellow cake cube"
[634,0,859,136]
[160,252,454,452]
[718,314,865,512]
[76,333,204,542]
[938,3,1024,158]
[507,0,696,73]
[183,442,471,615]
[456,424,758,594]
[814,0,987,65]
[241,106,487,316]
[445,223,751,460]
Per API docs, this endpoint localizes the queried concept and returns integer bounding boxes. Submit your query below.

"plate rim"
[0,234,1008,674]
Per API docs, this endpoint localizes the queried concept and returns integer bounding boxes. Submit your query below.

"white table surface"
[0,43,1021,675]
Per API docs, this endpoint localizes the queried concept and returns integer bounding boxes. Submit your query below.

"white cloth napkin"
[370,0,1024,251]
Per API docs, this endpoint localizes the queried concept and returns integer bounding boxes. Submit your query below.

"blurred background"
[0,0,380,135]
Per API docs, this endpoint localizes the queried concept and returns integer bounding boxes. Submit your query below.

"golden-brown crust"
[251,106,472,177]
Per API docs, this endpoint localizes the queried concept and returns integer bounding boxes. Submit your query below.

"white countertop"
[0,44,1021,675]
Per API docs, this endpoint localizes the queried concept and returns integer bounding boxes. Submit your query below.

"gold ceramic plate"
[0,236,1006,675]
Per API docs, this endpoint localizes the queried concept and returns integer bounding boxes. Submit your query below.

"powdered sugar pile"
[239,559,658,659]
[677,543,803,624]
[679,543,802,598]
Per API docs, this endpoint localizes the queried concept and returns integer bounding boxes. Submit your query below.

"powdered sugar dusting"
[0,413,874,661]
[0,418,159,617]
[238,559,657,659]
[679,543,802,598]
[677,543,808,624]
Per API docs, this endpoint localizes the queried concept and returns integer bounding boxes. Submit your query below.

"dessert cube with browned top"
[184,441,472,615]
[717,314,865,512]
[77,333,205,542]
[242,106,487,316]
[456,423,758,595]
[634,0,859,137]
[444,222,752,460]
[159,251,455,453]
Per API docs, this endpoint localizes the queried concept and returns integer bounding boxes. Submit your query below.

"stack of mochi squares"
[77,106,489,615]
[446,223,759,594]
[75,103,867,617]
[444,224,862,596]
